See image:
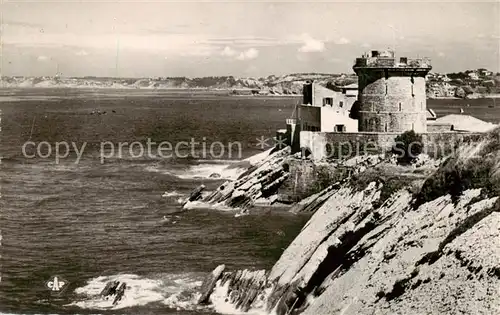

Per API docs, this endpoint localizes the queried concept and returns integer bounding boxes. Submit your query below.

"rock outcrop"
[100,280,127,306]
[185,147,291,209]
[198,127,500,315]
[198,264,226,304]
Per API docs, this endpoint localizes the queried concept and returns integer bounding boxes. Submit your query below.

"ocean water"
[0,89,309,315]
[0,89,499,315]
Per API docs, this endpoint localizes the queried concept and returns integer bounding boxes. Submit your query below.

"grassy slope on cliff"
[416,127,500,205]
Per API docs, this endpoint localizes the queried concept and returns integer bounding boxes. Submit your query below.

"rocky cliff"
[197,128,500,315]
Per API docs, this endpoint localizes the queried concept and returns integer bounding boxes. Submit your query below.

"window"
[335,125,346,132]
[323,98,333,106]
[339,101,344,108]
[399,103,402,111]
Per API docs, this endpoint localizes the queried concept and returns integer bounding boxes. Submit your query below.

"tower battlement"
[353,50,432,70]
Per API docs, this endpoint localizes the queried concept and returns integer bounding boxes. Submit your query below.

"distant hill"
[0,73,358,96]
[426,69,500,99]
[1,70,498,98]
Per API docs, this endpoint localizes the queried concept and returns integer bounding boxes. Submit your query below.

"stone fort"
[354,50,430,133]
[281,50,484,160]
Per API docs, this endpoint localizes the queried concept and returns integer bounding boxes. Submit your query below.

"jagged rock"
[112,282,126,305]
[289,182,340,213]
[188,184,205,202]
[100,280,119,297]
[215,269,269,312]
[100,280,127,306]
[198,264,225,304]
[197,147,291,209]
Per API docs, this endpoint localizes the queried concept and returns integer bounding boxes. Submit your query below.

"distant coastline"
[1,69,499,99]
[431,94,500,99]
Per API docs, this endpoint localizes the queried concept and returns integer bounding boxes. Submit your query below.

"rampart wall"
[300,131,482,160]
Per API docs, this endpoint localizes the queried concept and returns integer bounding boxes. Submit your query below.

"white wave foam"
[182,200,236,211]
[210,280,272,315]
[146,163,247,181]
[161,190,184,198]
[68,273,205,311]
[145,149,273,181]
[175,163,246,180]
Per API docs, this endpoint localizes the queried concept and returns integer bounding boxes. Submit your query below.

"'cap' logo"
[45,276,69,294]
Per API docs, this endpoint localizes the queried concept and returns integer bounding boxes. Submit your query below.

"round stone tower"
[353,50,432,133]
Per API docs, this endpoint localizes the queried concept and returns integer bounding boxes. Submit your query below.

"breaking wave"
[182,200,236,211]
[161,190,184,198]
[145,162,247,181]
[209,280,273,315]
[145,149,273,181]
[161,190,187,204]
[68,273,206,311]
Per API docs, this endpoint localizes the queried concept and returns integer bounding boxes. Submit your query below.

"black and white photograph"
[0,1,499,314]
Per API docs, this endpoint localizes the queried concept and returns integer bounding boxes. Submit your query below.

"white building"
[299,81,358,133]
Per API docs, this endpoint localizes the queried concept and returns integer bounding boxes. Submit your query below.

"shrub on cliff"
[415,128,500,206]
[392,131,423,165]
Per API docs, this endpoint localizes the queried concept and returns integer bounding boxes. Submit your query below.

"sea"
[0,88,499,315]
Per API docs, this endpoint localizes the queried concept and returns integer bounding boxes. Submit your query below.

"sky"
[1,0,499,78]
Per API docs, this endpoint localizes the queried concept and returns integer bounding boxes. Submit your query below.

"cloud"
[438,52,446,57]
[335,37,350,45]
[298,34,325,53]
[37,55,49,61]
[220,46,259,61]
[236,48,259,60]
[221,46,237,57]
[4,31,219,58]
[361,43,371,48]
[75,50,89,56]
[210,37,281,47]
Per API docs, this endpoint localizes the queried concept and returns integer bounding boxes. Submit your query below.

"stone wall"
[278,157,348,201]
[300,130,482,160]
[427,122,453,132]
[359,111,427,133]
[278,158,316,201]
[356,68,429,133]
